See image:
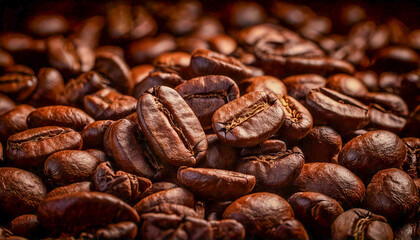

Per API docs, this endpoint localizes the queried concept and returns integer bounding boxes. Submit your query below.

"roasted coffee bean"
[176,36,210,53]
[229,1,265,28]
[0,65,37,102]
[0,93,15,115]
[0,142,3,162]
[81,120,114,150]
[133,72,185,98]
[177,167,255,200]
[9,214,40,238]
[134,187,194,214]
[131,64,155,86]
[95,221,138,240]
[137,86,207,167]
[93,162,151,203]
[62,71,110,106]
[363,92,409,117]
[38,192,139,234]
[395,221,420,240]
[142,203,200,218]
[94,52,132,95]
[139,182,178,200]
[401,137,420,178]
[44,150,102,186]
[298,126,342,163]
[44,181,93,200]
[0,49,14,72]
[153,51,191,77]
[208,34,237,56]
[31,68,64,106]
[338,130,406,180]
[210,219,246,240]
[365,168,419,222]
[84,89,137,120]
[27,105,94,131]
[212,91,284,147]
[236,140,304,190]
[372,46,419,73]
[127,34,177,65]
[140,213,213,240]
[223,192,294,238]
[71,16,105,49]
[331,208,393,240]
[239,75,287,97]
[268,218,309,240]
[190,49,253,80]
[400,69,420,110]
[354,70,379,91]
[306,87,369,133]
[326,74,368,98]
[275,95,313,141]
[282,74,326,102]
[0,104,35,143]
[197,134,238,170]
[288,192,343,236]
[27,14,68,37]
[299,16,332,41]
[175,75,240,130]
[104,119,163,179]
[367,105,407,132]
[85,149,111,163]
[46,36,94,76]
[289,163,365,208]
[6,126,83,168]
[0,168,46,217]
[95,45,125,60]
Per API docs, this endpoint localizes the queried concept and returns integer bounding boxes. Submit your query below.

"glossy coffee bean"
[71,16,104,49]
[153,51,191,78]
[354,70,379,91]
[208,34,237,55]
[0,168,46,217]
[223,192,294,238]
[175,75,240,130]
[27,14,68,37]
[365,168,419,222]
[38,192,139,234]
[94,221,138,240]
[127,34,176,65]
[177,167,255,201]
[212,91,285,147]
[6,126,83,168]
[44,150,102,186]
[137,86,207,167]
[288,192,343,236]
[0,93,15,115]
[0,104,35,143]
[84,89,137,120]
[95,45,124,60]
[282,74,326,102]
[0,65,37,102]
[326,73,368,98]
[131,64,155,87]
[338,130,406,180]
[229,1,266,28]
[197,134,238,170]
[331,208,393,240]
[239,75,287,97]
[132,72,185,98]
[31,68,64,106]
[395,221,420,240]
[372,46,419,73]
[141,203,200,218]
[401,137,420,178]
[268,218,309,240]
[210,219,246,240]
[139,182,178,200]
[81,120,114,150]
[9,214,40,238]
[44,181,93,200]
[299,126,342,163]
[289,163,365,208]
[27,105,94,131]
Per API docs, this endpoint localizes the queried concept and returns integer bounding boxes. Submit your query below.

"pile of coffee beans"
[0,1,419,239]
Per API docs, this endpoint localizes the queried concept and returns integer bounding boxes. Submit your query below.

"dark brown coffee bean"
[229,1,265,28]
[282,74,326,102]
[153,52,191,77]
[46,36,94,76]
[105,2,157,41]
[401,137,420,178]
[44,150,102,186]
[27,105,94,131]
[133,72,185,99]
[236,140,304,190]
[142,203,200,218]
[0,65,38,102]
[306,88,369,133]
[288,192,343,236]
[0,49,14,72]
[95,221,138,240]
[131,64,155,86]
[177,167,255,201]
[84,89,137,120]
[137,86,207,167]
[104,119,163,179]
[139,182,178,200]
[0,167,47,217]
[367,105,407,133]
[400,69,420,110]
[362,92,409,117]
[298,126,342,163]
[95,45,124,60]
[298,16,331,41]
[269,218,309,240]
[365,168,419,222]
[140,213,212,240]
[62,71,110,106]
[27,14,68,37]
[134,187,194,214]
[71,16,105,49]
[338,130,406,180]
[289,163,365,208]
[212,91,285,147]
[44,181,93,200]
[9,214,40,238]
[85,149,111,163]
[94,52,132,95]
[326,74,368,98]
[271,3,314,28]
[31,68,64,106]
[38,192,139,234]
[239,75,287,97]
[354,70,379,92]
[372,46,419,73]
[0,93,15,115]
[81,120,114,150]
[331,208,393,240]
[190,49,253,80]
[208,34,237,56]
[210,219,245,240]
[197,134,238,170]
[395,221,420,240]
[176,36,210,54]
[6,126,83,168]
[93,162,151,203]
[223,192,294,238]
[0,104,35,143]
[175,75,240,130]
[127,34,176,65]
